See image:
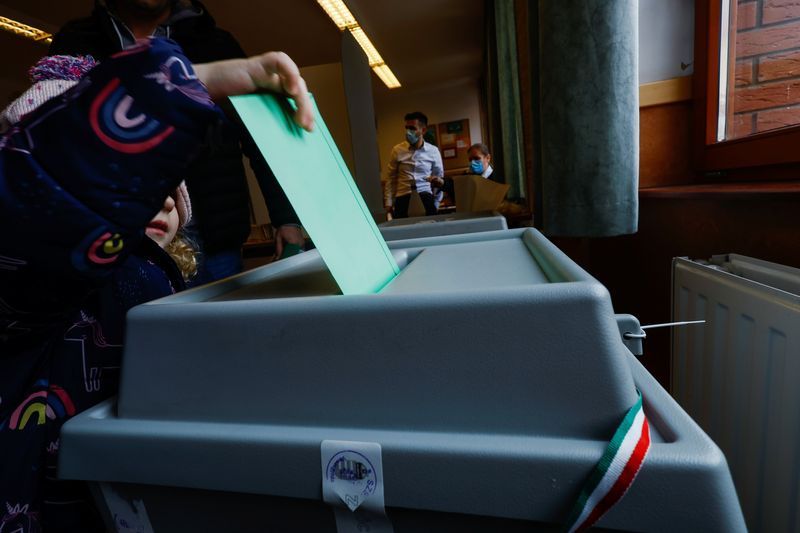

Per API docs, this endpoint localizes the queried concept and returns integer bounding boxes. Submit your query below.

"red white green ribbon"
[563,391,650,533]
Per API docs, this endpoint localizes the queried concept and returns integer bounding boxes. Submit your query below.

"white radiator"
[672,254,800,532]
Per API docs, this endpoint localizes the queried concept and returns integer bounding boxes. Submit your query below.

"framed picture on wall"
[439,119,470,170]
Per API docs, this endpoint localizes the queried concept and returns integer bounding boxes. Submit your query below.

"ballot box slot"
[380,238,550,295]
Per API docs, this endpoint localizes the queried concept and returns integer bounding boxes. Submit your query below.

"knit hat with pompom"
[1,55,97,125]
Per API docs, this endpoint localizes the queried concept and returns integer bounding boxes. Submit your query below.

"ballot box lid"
[379,211,508,240]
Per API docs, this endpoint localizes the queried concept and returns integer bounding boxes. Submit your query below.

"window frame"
[693,0,800,173]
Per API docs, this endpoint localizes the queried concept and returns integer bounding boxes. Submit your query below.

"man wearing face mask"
[384,111,444,218]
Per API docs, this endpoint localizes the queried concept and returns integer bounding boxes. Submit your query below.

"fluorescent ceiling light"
[316,0,357,30]
[372,64,401,89]
[316,0,401,89]
[0,15,52,44]
[348,26,384,67]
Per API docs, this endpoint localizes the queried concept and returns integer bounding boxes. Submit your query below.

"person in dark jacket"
[0,38,313,533]
[50,0,307,282]
[438,142,503,209]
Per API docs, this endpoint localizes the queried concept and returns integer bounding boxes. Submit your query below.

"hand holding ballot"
[194,51,315,132]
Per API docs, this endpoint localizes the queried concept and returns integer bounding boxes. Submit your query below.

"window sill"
[639,181,800,199]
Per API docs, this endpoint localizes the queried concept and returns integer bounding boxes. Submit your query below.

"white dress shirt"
[385,141,444,206]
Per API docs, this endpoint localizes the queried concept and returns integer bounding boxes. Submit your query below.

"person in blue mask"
[437,142,500,210]
[466,142,499,180]
[384,111,444,218]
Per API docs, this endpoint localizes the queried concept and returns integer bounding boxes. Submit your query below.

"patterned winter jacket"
[0,38,219,532]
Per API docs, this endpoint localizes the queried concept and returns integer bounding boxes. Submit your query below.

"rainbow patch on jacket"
[5,380,76,431]
[89,77,175,154]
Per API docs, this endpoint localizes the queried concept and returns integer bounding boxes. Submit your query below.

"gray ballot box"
[378,210,507,240]
[59,228,745,532]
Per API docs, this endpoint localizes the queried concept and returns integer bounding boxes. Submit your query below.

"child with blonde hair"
[0,38,312,532]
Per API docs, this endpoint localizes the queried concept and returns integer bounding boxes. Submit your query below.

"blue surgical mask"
[405,130,419,145]
[469,159,484,174]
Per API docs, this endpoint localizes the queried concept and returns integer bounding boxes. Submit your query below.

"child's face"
[146,195,180,248]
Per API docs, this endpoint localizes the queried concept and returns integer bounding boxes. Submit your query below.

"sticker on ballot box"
[98,482,155,533]
[321,440,386,513]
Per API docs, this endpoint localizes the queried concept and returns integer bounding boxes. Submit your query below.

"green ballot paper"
[230,93,400,294]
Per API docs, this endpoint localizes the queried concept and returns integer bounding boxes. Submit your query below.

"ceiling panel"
[0,0,484,92]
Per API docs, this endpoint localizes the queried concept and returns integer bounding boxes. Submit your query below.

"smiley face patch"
[72,228,125,270]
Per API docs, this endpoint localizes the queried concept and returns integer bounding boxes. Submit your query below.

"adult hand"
[426,176,444,188]
[273,224,305,259]
[194,52,314,132]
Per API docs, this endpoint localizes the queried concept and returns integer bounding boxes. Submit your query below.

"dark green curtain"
[537,0,639,236]
[485,0,526,200]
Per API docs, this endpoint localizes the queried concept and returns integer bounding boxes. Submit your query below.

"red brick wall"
[732,0,800,137]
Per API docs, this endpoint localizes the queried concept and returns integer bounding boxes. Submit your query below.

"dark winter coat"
[50,0,301,255]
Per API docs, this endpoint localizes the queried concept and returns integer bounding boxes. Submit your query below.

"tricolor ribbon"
[563,391,651,532]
